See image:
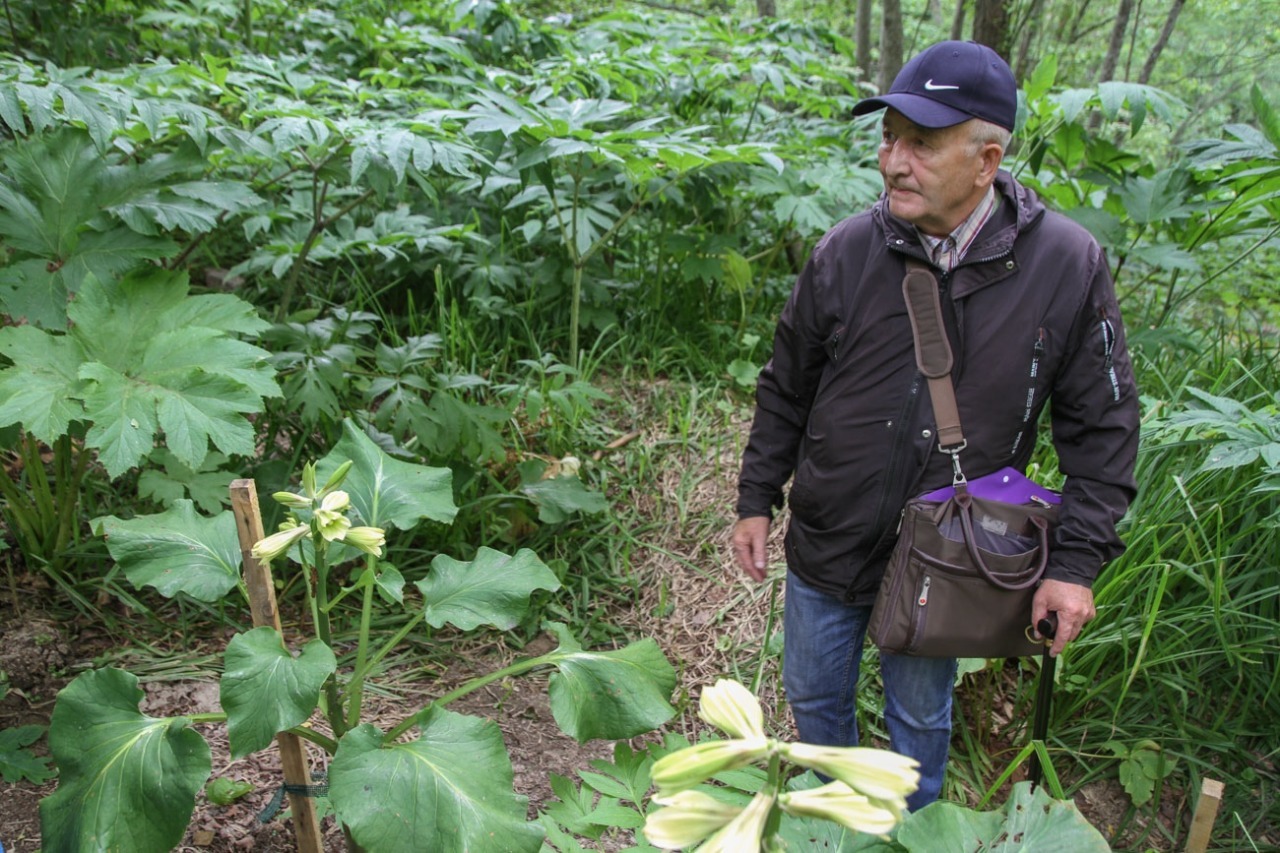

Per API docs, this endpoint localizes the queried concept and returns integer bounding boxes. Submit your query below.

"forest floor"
[0,404,1186,851]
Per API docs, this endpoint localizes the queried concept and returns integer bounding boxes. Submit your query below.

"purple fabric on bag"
[919,466,1061,505]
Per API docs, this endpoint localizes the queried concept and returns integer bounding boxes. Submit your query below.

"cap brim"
[851,93,973,129]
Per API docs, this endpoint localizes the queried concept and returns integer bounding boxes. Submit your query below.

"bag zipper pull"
[918,575,931,606]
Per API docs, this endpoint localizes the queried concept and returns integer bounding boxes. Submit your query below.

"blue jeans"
[782,569,957,811]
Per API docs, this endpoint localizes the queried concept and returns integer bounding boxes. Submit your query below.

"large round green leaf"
[330,712,543,853]
[416,546,561,631]
[317,419,456,530]
[40,668,211,853]
[221,626,337,758]
[544,622,677,742]
[898,781,1110,852]
[93,500,241,602]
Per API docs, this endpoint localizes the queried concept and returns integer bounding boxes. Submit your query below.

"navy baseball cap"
[853,41,1017,131]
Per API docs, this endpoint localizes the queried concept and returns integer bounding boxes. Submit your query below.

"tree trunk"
[1012,0,1046,81]
[756,0,776,17]
[950,0,965,41]
[856,0,873,83]
[879,0,904,92]
[1096,0,1134,82]
[971,0,1011,60]
[1139,0,1186,84]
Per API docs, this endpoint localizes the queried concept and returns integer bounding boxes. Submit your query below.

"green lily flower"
[697,791,774,853]
[251,521,308,564]
[650,737,772,795]
[698,678,766,740]
[778,781,900,836]
[643,790,741,850]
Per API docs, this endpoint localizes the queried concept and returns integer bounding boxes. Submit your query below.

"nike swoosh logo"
[924,80,960,90]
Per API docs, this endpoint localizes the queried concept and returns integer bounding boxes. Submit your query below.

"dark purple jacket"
[738,171,1139,604]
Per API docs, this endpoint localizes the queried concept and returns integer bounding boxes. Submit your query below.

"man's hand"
[731,516,771,582]
[1032,578,1096,657]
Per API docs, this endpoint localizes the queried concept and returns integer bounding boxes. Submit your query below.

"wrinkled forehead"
[882,108,965,139]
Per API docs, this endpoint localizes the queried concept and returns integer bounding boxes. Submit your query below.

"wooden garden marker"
[1184,777,1225,853]
[229,479,325,853]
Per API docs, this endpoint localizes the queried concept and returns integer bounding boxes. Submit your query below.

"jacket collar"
[875,171,1046,298]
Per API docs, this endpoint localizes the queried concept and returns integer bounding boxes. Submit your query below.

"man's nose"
[881,141,908,176]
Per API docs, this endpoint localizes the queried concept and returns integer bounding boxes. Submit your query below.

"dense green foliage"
[0,0,1277,850]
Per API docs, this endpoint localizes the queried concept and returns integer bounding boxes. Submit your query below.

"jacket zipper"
[1010,328,1045,457]
[1098,307,1120,402]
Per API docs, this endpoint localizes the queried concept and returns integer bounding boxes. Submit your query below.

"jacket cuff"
[1044,548,1100,588]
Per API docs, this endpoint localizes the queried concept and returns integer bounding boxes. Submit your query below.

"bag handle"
[902,260,966,465]
[903,258,1049,588]
[953,493,1050,589]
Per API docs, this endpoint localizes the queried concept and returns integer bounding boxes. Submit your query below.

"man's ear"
[977,142,1004,187]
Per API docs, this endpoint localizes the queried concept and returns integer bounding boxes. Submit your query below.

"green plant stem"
[311,534,346,739]
[21,434,56,544]
[356,608,429,689]
[53,436,90,556]
[569,262,583,369]
[345,557,378,730]
[276,182,376,320]
[383,652,557,742]
[287,725,339,754]
[750,576,780,695]
[188,712,228,724]
[0,451,42,551]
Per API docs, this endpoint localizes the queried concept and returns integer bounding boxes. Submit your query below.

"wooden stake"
[229,479,325,853]
[1184,777,1225,853]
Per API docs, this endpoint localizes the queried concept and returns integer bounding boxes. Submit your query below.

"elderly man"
[731,41,1139,810]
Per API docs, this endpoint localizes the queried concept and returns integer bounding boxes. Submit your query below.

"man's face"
[877,109,994,237]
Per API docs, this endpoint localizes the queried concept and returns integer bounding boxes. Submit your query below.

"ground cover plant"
[0,0,1277,850]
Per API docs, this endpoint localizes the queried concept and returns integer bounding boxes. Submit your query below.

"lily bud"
[650,738,772,795]
[319,459,354,496]
[344,526,386,557]
[698,679,766,740]
[779,743,918,812]
[643,790,741,850]
[559,455,581,478]
[778,781,901,836]
[301,462,318,497]
[272,491,312,509]
[251,522,308,564]
[697,791,774,853]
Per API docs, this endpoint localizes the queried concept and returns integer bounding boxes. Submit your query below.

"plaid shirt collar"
[917,186,998,273]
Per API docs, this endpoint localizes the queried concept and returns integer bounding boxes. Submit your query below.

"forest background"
[0,0,1277,851]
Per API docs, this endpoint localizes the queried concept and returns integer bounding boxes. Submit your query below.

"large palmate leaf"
[317,419,457,530]
[221,627,336,758]
[0,129,176,327]
[93,500,242,602]
[329,711,544,853]
[543,622,677,743]
[416,546,561,631]
[0,325,85,443]
[41,668,212,853]
[62,268,277,475]
[898,782,1109,852]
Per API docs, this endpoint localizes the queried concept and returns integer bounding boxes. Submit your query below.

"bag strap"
[902,259,967,480]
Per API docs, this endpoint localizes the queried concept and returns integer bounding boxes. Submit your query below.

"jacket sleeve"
[737,247,836,519]
[1045,241,1140,586]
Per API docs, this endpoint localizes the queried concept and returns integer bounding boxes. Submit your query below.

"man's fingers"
[731,517,771,582]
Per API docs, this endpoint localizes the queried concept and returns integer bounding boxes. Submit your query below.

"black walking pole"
[1026,612,1058,790]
